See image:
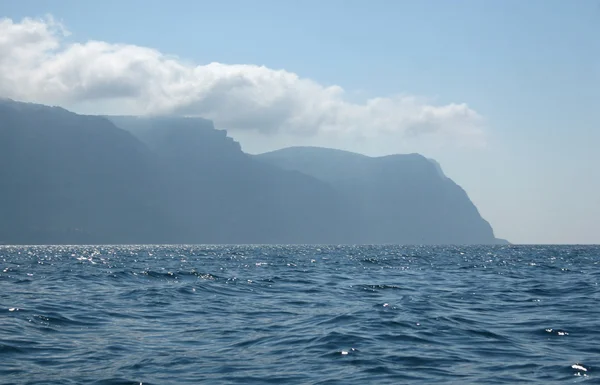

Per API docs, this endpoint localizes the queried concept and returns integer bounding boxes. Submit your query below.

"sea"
[0,245,598,384]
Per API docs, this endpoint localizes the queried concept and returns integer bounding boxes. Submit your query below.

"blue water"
[1,245,598,384]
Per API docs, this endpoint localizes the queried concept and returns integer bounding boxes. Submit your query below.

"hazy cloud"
[0,16,485,146]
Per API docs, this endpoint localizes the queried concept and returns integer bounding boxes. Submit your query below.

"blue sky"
[1,0,599,243]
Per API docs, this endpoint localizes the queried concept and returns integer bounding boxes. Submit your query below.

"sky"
[0,0,598,244]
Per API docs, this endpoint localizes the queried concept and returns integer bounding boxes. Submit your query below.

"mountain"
[0,99,174,244]
[255,147,505,245]
[0,99,505,245]
[0,100,346,244]
[106,116,349,244]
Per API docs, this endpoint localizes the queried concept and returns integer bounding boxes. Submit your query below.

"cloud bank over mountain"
[0,16,485,147]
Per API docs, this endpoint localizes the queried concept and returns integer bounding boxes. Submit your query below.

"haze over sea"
[1,245,598,384]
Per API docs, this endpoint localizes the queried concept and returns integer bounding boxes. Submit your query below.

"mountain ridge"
[255,146,506,245]
[0,99,507,245]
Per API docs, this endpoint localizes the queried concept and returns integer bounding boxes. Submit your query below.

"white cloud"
[0,16,485,147]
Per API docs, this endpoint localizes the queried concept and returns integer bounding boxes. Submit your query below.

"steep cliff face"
[108,116,349,244]
[0,100,173,244]
[255,147,502,245]
[0,99,503,245]
[0,101,348,244]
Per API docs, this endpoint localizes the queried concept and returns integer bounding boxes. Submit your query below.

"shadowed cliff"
[255,147,505,244]
[0,99,173,244]
[108,116,349,244]
[0,99,504,244]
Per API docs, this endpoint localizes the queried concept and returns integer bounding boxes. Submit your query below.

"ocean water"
[0,245,598,384]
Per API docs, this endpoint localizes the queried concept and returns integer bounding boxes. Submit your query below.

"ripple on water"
[0,244,599,384]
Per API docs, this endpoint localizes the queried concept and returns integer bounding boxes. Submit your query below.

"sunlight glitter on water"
[0,244,598,384]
